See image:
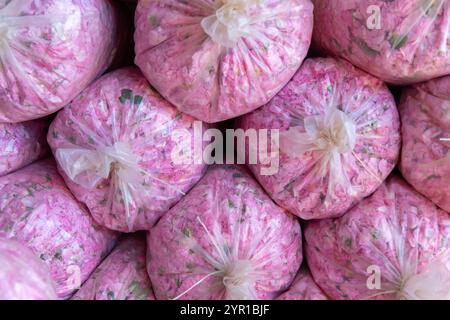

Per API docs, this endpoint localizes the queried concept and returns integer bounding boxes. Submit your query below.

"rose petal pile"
[238,58,400,220]
[135,0,314,123]
[0,159,118,299]
[72,234,155,300]
[0,0,121,122]
[48,67,207,232]
[147,165,302,300]
[0,239,57,300]
[312,0,450,84]
[0,119,48,177]
[400,75,450,213]
[305,176,450,300]
[277,267,328,300]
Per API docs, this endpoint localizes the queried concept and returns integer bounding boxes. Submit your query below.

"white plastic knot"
[55,141,142,190]
[398,257,450,300]
[222,260,255,300]
[280,107,357,159]
[307,108,357,154]
[201,0,262,47]
[279,107,358,200]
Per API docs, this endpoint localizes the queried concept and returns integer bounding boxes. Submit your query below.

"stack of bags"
[0,0,449,300]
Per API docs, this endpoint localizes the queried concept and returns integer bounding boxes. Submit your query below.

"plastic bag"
[135,0,313,123]
[0,119,48,177]
[0,0,121,123]
[147,165,302,300]
[276,267,328,300]
[72,234,155,300]
[0,159,118,299]
[312,0,450,84]
[48,67,207,233]
[0,239,57,300]
[237,58,400,220]
[305,176,450,300]
[400,75,450,213]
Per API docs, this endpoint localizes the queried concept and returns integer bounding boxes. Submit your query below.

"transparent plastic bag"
[0,239,57,300]
[0,0,120,123]
[400,75,450,213]
[147,165,302,300]
[237,58,401,220]
[72,234,155,300]
[312,0,450,84]
[0,119,48,177]
[0,159,118,299]
[135,0,313,123]
[48,67,207,233]
[276,266,328,300]
[305,176,450,300]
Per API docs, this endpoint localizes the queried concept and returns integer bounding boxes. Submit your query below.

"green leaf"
[186,262,195,271]
[182,227,191,238]
[53,249,63,261]
[371,229,380,240]
[119,89,133,103]
[149,15,159,27]
[133,95,143,105]
[344,238,353,248]
[354,37,380,57]
[128,280,151,299]
[227,199,236,209]
[319,192,326,203]
[68,136,76,144]
[128,281,139,293]
[107,290,115,300]
[389,33,408,50]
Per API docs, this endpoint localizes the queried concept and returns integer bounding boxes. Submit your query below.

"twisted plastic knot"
[306,108,357,154]
[55,141,141,190]
[222,260,254,289]
[201,0,261,48]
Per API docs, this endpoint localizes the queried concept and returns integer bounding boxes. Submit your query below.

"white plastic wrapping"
[135,0,314,123]
[48,67,207,232]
